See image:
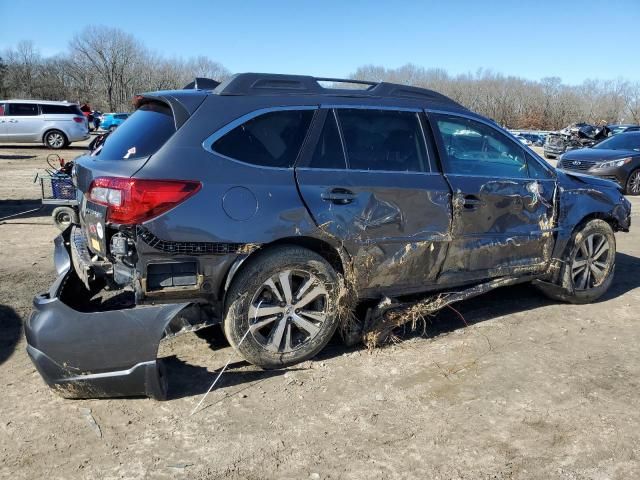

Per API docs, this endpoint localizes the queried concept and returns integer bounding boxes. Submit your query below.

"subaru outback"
[25,73,631,399]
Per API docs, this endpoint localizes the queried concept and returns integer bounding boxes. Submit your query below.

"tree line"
[0,26,231,113]
[1,26,639,130]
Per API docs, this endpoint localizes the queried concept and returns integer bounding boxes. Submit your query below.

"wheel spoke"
[590,263,605,282]
[572,264,587,279]
[264,278,283,302]
[294,285,327,309]
[249,304,284,319]
[298,309,327,323]
[586,235,594,256]
[266,317,287,352]
[592,238,609,262]
[249,315,278,332]
[291,313,321,336]
[294,276,314,303]
[577,268,588,290]
[278,271,293,303]
[285,322,293,351]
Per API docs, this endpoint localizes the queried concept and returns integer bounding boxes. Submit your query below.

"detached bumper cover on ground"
[25,232,189,399]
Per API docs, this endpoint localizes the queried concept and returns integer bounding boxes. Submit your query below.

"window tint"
[213,110,314,168]
[0,104,4,116]
[8,103,39,116]
[433,114,528,178]
[337,109,428,172]
[310,111,346,169]
[116,114,128,119]
[94,102,175,160]
[40,104,82,115]
[593,132,640,151]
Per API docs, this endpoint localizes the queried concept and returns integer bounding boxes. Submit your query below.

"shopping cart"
[36,154,79,230]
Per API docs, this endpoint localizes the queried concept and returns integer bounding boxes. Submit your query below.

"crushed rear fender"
[25,231,190,399]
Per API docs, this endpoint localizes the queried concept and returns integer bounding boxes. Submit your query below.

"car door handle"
[463,195,483,209]
[321,188,356,205]
[8,119,18,123]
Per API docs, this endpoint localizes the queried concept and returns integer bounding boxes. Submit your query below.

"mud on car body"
[25,73,632,399]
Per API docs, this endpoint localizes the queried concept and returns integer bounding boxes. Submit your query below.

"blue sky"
[1,0,638,84]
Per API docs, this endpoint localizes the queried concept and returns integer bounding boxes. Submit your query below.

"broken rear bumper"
[25,230,190,399]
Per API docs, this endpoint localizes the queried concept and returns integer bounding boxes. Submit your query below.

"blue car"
[100,112,129,131]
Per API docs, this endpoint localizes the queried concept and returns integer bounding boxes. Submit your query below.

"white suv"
[0,100,90,149]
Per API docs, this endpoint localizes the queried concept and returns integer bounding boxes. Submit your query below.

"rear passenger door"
[427,111,556,284]
[295,107,452,296]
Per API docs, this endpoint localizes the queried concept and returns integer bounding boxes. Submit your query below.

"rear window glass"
[93,103,175,160]
[41,104,82,115]
[213,109,314,168]
[337,109,429,172]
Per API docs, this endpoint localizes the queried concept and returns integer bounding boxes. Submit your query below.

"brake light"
[73,116,85,123]
[88,177,201,224]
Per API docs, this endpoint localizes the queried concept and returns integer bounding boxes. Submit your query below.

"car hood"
[556,169,621,192]
[561,148,639,161]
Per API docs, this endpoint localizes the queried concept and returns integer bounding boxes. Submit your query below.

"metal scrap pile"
[547,123,611,152]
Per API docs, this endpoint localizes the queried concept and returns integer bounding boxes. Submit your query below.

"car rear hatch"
[74,91,208,256]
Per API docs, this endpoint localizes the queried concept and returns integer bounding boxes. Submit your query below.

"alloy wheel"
[628,171,640,195]
[571,233,611,290]
[248,269,328,353]
[47,132,64,148]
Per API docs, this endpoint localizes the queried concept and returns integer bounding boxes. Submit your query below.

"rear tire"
[538,219,615,304]
[44,130,68,150]
[52,206,78,231]
[625,169,640,195]
[224,245,341,369]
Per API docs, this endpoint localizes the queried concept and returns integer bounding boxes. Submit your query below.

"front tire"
[224,246,341,369]
[625,169,640,195]
[539,219,615,304]
[44,130,68,149]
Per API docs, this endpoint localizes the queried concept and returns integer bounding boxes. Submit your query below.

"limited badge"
[96,222,104,239]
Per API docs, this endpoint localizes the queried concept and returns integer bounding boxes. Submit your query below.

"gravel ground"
[1,142,639,479]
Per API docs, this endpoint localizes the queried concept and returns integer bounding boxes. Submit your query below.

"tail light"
[73,116,85,123]
[88,177,201,224]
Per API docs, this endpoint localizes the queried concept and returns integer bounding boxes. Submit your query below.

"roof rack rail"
[212,73,462,107]
[183,77,221,90]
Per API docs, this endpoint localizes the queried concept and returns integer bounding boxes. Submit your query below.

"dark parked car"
[26,73,631,399]
[558,132,640,194]
[608,124,640,135]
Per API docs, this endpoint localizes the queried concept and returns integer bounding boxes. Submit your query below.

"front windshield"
[593,133,640,151]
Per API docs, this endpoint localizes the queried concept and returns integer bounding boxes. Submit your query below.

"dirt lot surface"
[1,142,639,479]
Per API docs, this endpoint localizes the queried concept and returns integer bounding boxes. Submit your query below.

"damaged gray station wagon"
[26,73,632,399]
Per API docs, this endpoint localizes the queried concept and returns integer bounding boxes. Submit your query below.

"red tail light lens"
[73,116,85,123]
[88,177,201,225]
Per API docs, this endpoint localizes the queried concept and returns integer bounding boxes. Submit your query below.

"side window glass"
[8,103,39,116]
[526,153,552,179]
[337,109,428,172]
[213,109,314,168]
[433,114,528,178]
[0,104,4,116]
[309,111,346,169]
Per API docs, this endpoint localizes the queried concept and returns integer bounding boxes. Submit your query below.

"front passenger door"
[428,112,556,284]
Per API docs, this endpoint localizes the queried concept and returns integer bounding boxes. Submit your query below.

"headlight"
[594,157,632,169]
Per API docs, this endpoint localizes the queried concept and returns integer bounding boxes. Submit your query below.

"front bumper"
[25,230,190,399]
[544,145,565,156]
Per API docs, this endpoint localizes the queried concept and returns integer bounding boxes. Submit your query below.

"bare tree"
[69,26,144,111]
